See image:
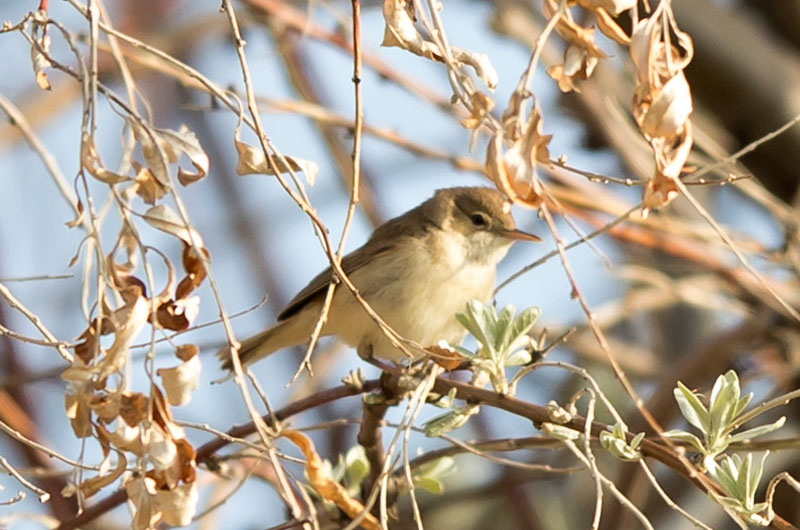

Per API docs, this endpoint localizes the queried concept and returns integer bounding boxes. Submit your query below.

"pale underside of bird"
[219,186,539,371]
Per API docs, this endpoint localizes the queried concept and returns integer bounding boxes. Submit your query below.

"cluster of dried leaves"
[382,0,693,215]
[64,118,213,525]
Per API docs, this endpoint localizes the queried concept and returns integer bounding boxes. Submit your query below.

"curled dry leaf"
[460,92,495,130]
[30,33,52,90]
[176,244,209,300]
[157,353,201,406]
[282,429,381,530]
[156,296,200,331]
[154,125,209,186]
[62,364,95,438]
[143,204,205,248]
[97,282,150,381]
[486,104,551,209]
[82,136,130,184]
[543,0,607,60]
[155,481,198,527]
[427,343,464,371]
[381,0,498,89]
[637,72,693,140]
[547,43,599,93]
[234,140,319,186]
[70,452,128,499]
[129,118,171,188]
[629,2,694,215]
[125,476,159,530]
[120,392,149,428]
[594,7,630,45]
[132,161,168,205]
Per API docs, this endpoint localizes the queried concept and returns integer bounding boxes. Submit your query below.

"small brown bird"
[220,187,539,370]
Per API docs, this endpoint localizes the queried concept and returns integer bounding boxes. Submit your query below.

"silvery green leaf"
[663,429,706,453]
[746,452,769,503]
[728,417,786,444]
[542,422,581,441]
[546,401,573,424]
[737,453,753,501]
[674,382,709,433]
[733,392,754,419]
[423,406,479,437]
[630,431,645,450]
[496,304,516,352]
[710,456,742,497]
[344,445,369,491]
[709,372,739,439]
[417,456,456,480]
[504,349,532,366]
[415,476,445,494]
[462,300,496,358]
[509,306,540,342]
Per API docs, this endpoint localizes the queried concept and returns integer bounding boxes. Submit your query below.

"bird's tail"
[218,319,299,371]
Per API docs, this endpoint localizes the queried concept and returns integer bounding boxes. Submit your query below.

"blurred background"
[1,0,799,529]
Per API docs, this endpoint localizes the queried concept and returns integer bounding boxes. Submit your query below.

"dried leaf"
[282,430,381,530]
[486,103,550,209]
[119,392,148,427]
[132,161,168,205]
[594,7,630,45]
[157,355,201,406]
[637,72,693,139]
[143,204,205,247]
[30,34,52,90]
[129,118,171,188]
[460,92,495,130]
[76,452,128,499]
[175,344,198,362]
[81,136,130,184]
[100,421,145,455]
[547,44,599,93]
[155,481,198,527]
[176,244,209,300]
[382,0,441,60]
[97,286,150,380]
[124,476,159,530]
[154,125,209,186]
[543,0,608,59]
[64,391,93,438]
[234,140,319,185]
[381,0,498,89]
[427,343,464,371]
[156,296,200,331]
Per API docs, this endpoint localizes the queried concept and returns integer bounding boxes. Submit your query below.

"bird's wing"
[276,242,394,321]
[275,202,439,322]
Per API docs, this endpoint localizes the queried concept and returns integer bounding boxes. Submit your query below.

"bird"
[219,186,540,371]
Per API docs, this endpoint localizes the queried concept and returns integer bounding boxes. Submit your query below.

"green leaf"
[663,429,706,453]
[542,422,581,441]
[674,382,710,434]
[708,372,740,442]
[423,406,479,437]
[733,392,753,419]
[505,349,532,366]
[343,446,369,491]
[728,416,786,444]
[415,476,444,495]
[495,304,516,353]
[748,452,769,502]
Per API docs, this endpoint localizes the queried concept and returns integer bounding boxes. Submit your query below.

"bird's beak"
[495,228,542,243]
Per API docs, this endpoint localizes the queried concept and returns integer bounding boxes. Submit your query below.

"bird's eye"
[470,213,489,228]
